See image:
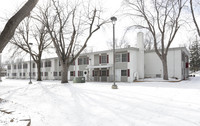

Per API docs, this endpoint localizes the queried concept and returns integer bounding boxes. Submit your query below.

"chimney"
[137,32,144,79]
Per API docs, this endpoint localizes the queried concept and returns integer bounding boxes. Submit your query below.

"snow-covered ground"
[0,76,200,126]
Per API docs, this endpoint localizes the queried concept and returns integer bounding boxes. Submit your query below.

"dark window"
[115,54,121,62]
[12,73,17,76]
[14,65,17,69]
[18,64,22,69]
[70,71,75,76]
[23,63,28,69]
[59,72,61,76]
[45,72,48,76]
[23,73,25,76]
[20,73,22,76]
[78,57,88,65]
[101,70,107,76]
[122,53,128,62]
[59,61,61,66]
[45,61,51,67]
[7,65,11,70]
[121,70,127,76]
[101,55,107,63]
[54,72,57,76]
[33,72,36,76]
[33,63,35,68]
[78,71,83,76]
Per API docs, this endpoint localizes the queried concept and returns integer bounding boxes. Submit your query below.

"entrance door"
[101,68,107,82]
[94,68,100,81]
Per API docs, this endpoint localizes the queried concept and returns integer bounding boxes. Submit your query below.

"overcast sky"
[0,0,196,62]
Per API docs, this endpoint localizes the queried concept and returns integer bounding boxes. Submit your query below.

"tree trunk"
[0,0,39,53]
[161,56,168,80]
[61,63,69,83]
[36,62,42,81]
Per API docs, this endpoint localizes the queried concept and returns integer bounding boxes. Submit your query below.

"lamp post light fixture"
[29,42,33,84]
[111,16,118,89]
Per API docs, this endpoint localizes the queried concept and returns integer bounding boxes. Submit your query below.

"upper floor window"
[7,65,11,70]
[14,65,17,69]
[23,63,28,69]
[33,63,36,68]
[18,64,22,69]
[78,57,88,65]
[45,61,51,67]
[115,53,129,62]
[100,55,109,64]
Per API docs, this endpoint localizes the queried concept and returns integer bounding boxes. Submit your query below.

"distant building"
[6,33,190,82]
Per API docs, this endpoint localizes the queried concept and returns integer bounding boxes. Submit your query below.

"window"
[20,73,22,76]
[41,72,43,76]
[121,70,127,76]
[23,63,28,69]
[18,64,22,69]
[12,73,17,76]
[115,54,120,62]
[14,65,17,69]
[54,72,57,76]
[121,69,130,77]
[33,72,36,76]
[23,73,25,76]
[78,58,83,65]
[45,61,51,67]
[122,53,128,62]
[93,71,99,76]
[101,70,107,76]
[70,71,75,76]
[78,71,83,76]
[33,63,35,68]
[45,72,48,76]
[59,72,61,76]
[101,55,107,63]
[59,61,61,66]
[7,65,11,70]
[78,57,88,65]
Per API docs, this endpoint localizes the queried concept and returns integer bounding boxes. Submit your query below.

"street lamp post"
[111,16,118,89]
[29,43,33,84]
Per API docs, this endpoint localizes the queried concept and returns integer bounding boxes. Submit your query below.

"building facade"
[6,33,190,82]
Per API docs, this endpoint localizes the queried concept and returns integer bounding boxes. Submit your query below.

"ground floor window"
[121,69,130,77]
[45,72,48,76]
[78,71,83,76]
[70,71,75,76]
[54,72,57,76]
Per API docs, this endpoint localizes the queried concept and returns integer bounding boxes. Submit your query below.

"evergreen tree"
[189,37,200,72]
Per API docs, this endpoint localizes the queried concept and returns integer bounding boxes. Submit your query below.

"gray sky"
[0,0,196,62]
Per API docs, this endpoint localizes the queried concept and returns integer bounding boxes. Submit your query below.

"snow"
[0,76,200,126]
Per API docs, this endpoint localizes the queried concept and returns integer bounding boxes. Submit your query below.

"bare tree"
[0,0,39,53]
[124,0,187,80]
[107,38,130,49]
[190,0,200,37]
[144,32,154,51]
[11,17,52,81]
[40,0,107,83]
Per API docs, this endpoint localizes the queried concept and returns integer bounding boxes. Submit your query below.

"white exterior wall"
[6,47,189,82]
[144,49,182,79]
[128,49,138,82]
[137,32,144,79]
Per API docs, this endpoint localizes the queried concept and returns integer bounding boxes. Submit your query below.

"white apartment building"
[6,32,190,82]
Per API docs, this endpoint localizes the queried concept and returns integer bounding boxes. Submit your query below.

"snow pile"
[0,77,200,126]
